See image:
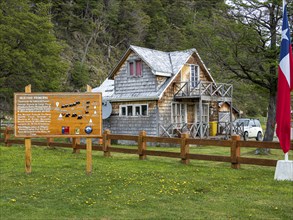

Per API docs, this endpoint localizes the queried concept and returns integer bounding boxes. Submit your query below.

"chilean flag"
[276,1,293,154]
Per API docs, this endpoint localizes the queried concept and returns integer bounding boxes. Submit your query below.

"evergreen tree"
[0,0,68,109]
[71,61,90,91]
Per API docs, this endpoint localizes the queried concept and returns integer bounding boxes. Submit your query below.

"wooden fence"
[1,127,289,171]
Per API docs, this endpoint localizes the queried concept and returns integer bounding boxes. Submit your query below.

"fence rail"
[1,128,291,169]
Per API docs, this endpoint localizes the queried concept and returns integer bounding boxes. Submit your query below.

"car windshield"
[234,119,249,126]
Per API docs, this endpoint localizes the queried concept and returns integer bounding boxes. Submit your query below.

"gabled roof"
[96,45,215,101]
[129,45,197,77]
[108,45,214,80]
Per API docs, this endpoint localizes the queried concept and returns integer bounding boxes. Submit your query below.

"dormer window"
[128,60,142,77]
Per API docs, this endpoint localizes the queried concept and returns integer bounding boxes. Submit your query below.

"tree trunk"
[256,91,276,154]
[264,93,276,142]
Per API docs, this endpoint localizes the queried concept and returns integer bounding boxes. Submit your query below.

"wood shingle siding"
[103,101,158,138]
[115,53,157,94]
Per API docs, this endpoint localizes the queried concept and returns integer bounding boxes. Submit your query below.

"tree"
[71,61,90,91]
[191,0,292,149]
[0,0,68,109]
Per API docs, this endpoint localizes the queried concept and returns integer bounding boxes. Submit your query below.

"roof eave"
[193,49,215,83]
[106,96,159,102]
[152,70,172,77]
[108,48,132,79]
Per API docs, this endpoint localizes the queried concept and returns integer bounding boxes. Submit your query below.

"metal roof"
[92,78,114,97]
[130,45,198,77]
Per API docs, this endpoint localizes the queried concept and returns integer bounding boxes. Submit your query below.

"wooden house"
[93,45,234,139]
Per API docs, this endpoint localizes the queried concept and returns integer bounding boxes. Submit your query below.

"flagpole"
[284,152,288,161]
[274,0,293,181]
[283,0,286,10]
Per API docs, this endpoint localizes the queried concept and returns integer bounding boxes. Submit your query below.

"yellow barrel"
[209,121,217,136]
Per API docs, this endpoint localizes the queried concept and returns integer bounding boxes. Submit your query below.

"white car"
[233,118,263,141]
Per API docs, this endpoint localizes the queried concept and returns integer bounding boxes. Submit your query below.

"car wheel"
[243,131,248,141]
[256,131,263,141]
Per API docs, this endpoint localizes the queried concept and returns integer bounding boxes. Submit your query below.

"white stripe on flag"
[279,54,291,87]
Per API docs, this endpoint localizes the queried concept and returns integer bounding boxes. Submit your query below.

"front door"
[187,104,195,124]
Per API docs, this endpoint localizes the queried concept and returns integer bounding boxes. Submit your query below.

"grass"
[1,144,293,219]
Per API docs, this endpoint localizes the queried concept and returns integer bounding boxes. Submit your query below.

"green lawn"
[1,144,292,219]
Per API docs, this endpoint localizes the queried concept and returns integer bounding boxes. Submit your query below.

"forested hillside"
[0,0,292,120]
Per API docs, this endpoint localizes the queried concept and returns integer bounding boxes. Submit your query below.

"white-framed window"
[190,64,199,88]
[171,102,187,127]
[197,103,209,123]
[128,60,142,77]
[119,104,148,116]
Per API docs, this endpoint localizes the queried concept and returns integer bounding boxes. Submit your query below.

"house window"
[141,105,147,116]
[136,60,142,76]
[128,60,142,77]
[127,106,133,116]
[135,106,140,116]
[121,106,127,116]
[129,62,134,76]
[120,104,148,116]
[171,103,187,127]
[190,64,199,88]
[197,103,209,123]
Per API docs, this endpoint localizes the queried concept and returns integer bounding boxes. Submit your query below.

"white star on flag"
[281,28,289,41]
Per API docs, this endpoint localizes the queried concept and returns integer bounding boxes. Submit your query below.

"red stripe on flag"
[276,66,291,153]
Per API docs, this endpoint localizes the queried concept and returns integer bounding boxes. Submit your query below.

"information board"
[14,93,102,137]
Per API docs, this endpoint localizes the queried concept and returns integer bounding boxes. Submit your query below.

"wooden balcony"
[174,81,233,102]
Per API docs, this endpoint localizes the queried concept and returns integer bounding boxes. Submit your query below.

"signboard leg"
[86,138,92,175]
[86,85,93,175]
[25,138,31,174]
[24,85,32,174]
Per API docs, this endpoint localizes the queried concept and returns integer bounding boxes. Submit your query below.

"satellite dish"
[102,100,112,119]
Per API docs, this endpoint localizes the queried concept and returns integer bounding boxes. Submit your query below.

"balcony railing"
[174,81,233,101]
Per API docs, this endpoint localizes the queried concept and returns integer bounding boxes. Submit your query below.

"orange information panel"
[14,93,102,137]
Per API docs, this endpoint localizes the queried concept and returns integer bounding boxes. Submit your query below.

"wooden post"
[25,138,32,174]
[138,130,147,160]
[180,133,190,164]
[47,137,53,148]
[86,85,92,175]
[4,126,11,147]
[86,85,91,92]
[72,138,80,154]
[229,101,233,136]
[231,135,240,169]
[25,85,32,174]
[103,129,111,157]
[86,138,92,175]
[199,99,203,138]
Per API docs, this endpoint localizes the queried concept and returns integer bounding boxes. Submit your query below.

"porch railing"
[159,122,209,138]
[217,122,244,137]
[174,81,233,100]
[159,121,244,139]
